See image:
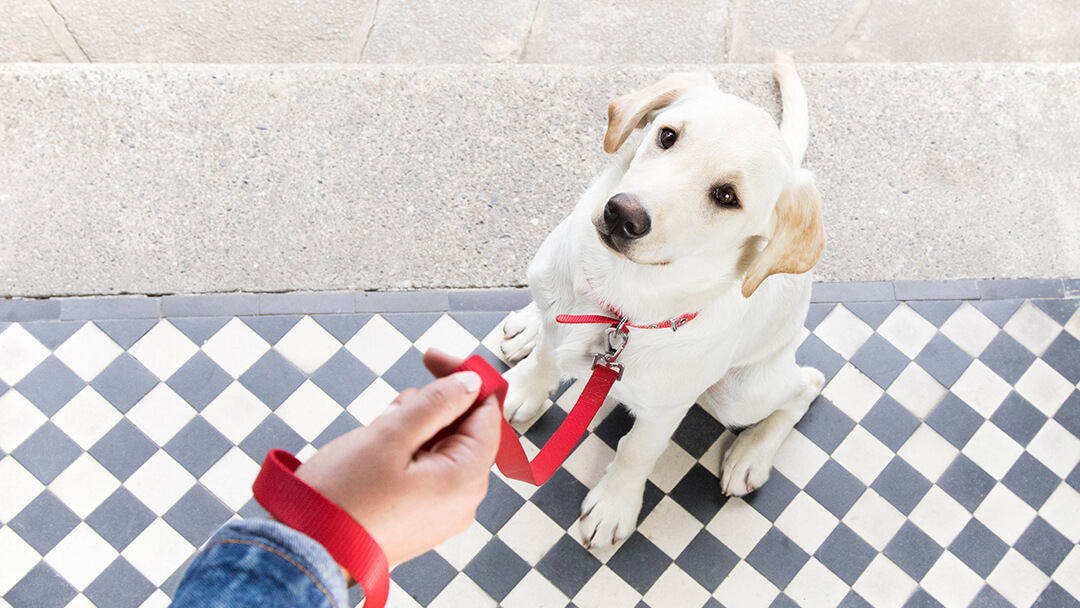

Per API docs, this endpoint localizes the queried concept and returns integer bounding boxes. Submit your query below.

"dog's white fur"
[501,54,825,549]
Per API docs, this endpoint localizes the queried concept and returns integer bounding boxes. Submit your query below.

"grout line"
[356,0,382,62]
[38,0,90,62]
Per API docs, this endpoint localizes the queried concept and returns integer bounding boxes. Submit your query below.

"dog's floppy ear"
[604,72,715,154]
[741,169,825,297]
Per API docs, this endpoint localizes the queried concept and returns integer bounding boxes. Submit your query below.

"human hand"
[294,349,502,569]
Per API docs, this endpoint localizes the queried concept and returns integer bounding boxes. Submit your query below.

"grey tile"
[20,321,83,350]
[1002,453,1060,509]
[937,453,995,512]
[528,469,587,530]
[90,353,158,413]
[804,303,835,331]
[893,280,979,301]
[89,419,158,481]
[804,460,867,518]
[237,350,306,410]
[83,557,155,608]
[871,457,931,515]
[523,402,569,449]
[815,523,877,585]
[638,481,665,526]
[95,318,158,349]
[469,343,510,374]
[162,294,259,317]
[746,527,811,589]
[239,415,307,462]
[60,296,159,320]
[356,291,449,313]
[851,334,910,389]
[845,301,898,329]
[7,491,80,554]
[1068,462,1080,493]
[238,496,270,520]
[908,300,963,328]
[606,532,672,595]
[312,412,361,449]
[259,292,354,315]
[838,592,875,608]
[811,282,894,303]
[312,314,372,343]
[169,317,230,346]
[884,521,943,580]
[239,315,303,344]
[770,594,801,608]
[448,289,532,312]
[745,471,800,522]
[978,279,1064,300]
[1056,390,1080,439]
[166,352,232,411]
[382,313,443,341]
[1042,331,1080,384]
[0,298,60,322]
[450,311,510,340]
[3,562,76,608]
[12,422,82,484]
[1033,582,1080,608]
[796,334,846,383]
[972,299,1024,328]
[164,416,232,478]
[159,553,198,598]
[14,355,84,416]
[476,472,527,533]
[163,485,234,546]
[989,392,1047,446]
[1032,298,1080,325]
[380,347,434,391]
[969,585,1013,608]
[675,529,739,592]
[85,487,156,551]
[949,519,1008,578]
[1015,517,1073,576]
[861,395,920,451]
[795,397,855,454]
[926,393,984,448]
[463,537,530,602]
[309,349,376,406]
[536,535,602,598]
[914,333,972,388]
[392,551,458,606]
[980,333,1036,384]
[672,405,724,459]
[668,464,727,524]
[1065,279,1080,298]
[903,588,945,608]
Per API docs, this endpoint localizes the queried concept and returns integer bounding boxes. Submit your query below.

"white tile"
[1040,483,1080,543]
[386,581,423,608]
[1027,419,1080,478]
[987,549,1050,608]
[64,594,95,608]
[920,551,984,608]
[698,432,733,477]
[638,497,704,559]
[842,489,906,552]
[0,324,50,385]
[772,429,829,489]
[49,453,120,519]
[821,363,882,422]
[51,387,122,450]
[713,560,779,608]
[774,492,840,554]
[44,523,118,590]
[877,304,938,360]
[295,443,317,462]
[428,572,498,608]
[1054,545,1080,600]
[886,363,947,419]
[974,483,1037,545]
[814,305,874,359]
[433,519,493,571]
[413,314,480,360]
[705,498,772,558]
[852,554,918,608]
[642,564,711,608]
[0,457,44,523]
[126,384,196,446]
[648,441,698,493]
[0,526,40,596]
[896,424,957,483]
[200,446,260,511]
[501,569,569,608]
[201,382,271,444]
[940,303,1000,358]
[345,315,413,376]
[909,485,971,547]
[784,557,849,608]
[573,566,641,608]
[1004,302,1061,357]
[1066,307,1080,340]
[53,322,123,382]
[951,361,1012,417]
[346,377,399,426]
[496,502,565,566]
[138,590,172,608]
[121,518,195,586]
[832,425,894,486]
[276,381,342,442]
[124,451,197,516]
[273,316,341,375]
[129,320,199,381]
[962,421,1024,480]
[1015,359,1074,416]
[562,433,616,490]
[202,318,270,378]
[0,389,47,453]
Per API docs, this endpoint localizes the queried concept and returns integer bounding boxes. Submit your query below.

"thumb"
[378,371,484,450]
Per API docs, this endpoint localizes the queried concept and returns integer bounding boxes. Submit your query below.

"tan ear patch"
[741,170,825,297]
[603,72,715,154]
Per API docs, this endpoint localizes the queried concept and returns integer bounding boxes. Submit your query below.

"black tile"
[260,293,353,315]
[169,317,230,346]
[1003,452,1060,509]
[3,562,77,608]
[937,454,995,512]
[83,557,156,608]
[11,421,82,484]
[794,396,855,454]
[239,415,307,462]
[240,315,303,345]
[796,334,846,384]
[1033,582,1080,608]
[349,583,366,608]
[990,392,1047,446]
[746,527,811,589]
[90,353,159,413]
[89,419,158,481]
[926,393,984,448]
[60,296,160,320]
[380,347,435,391]
[908,301,962,327]
[606,532,672,594]
[837,591,875,608]
[673,405,725,459]
[1057,390,1080,439]
[475,472,527,532]
[21,321,83,349]
[536,535,603,598]
[164,416,233,478]
[312,314,372,344]
[312,412,362,449]
[861,395,920,451]
[166,351,232,411]
[871,457,931,515]
[971,299,1024,328]
[675,529,739,592]
[95,319,158,350]
[846,301,899,330]
[450,311,510,340]
[769,594,801,608]
[894,281,979,301]
[969,585,1013,608]
[702,599,725,608]
[469,344,510,374]
[463,536,530,602]
[1033,298,1080,325]
[638,481,665,525]
[804,303,835,331]
[1015,516,1073,576]
[978,279,1063,300]
[804,460,866,518]
[851,334,910,389]
[668,464,727,524]
[382,313,444,341]
[811,282,894,303]
[14,355,84,416]
[915,333,973,388]
[237,350,306,409]
[948,519,1009,578]
[392,550,458,605]
[745,471,800,522]
[884,521,943,580]
[593,404,635,450]
[162,294,259,317]
[164,484,234,546]
[0,298,60,322]
[523,403,569,449]
[1042,332,1080,384]
[903,588,945,608]
[1069,462,1080,493]
[356,291,448,313]
[310,349,376,406]
[238,496,270,520]
[85,487,156,551]
[7,491,80,554]
[448,289,531,312]
[159,552,198,598]
[979,333,1036,384]
[815,523,877,585]
[1066,279,1080,298]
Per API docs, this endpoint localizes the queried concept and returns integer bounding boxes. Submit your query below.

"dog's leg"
[579,404,690,548]
[501,330,560,424]
[501,302,541,364]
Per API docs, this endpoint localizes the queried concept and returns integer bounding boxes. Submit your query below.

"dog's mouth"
[595,228,671,266]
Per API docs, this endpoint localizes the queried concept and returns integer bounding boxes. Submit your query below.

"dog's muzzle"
[598,194,651,252]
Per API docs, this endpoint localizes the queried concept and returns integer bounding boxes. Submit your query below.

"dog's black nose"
[603,194,651,240]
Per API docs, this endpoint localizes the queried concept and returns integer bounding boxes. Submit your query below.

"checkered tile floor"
[1,281,1079,608]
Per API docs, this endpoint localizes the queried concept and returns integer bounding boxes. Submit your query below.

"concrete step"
[1,63,1078,297]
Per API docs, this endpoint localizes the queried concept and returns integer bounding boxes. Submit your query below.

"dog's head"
[594,72,824,298]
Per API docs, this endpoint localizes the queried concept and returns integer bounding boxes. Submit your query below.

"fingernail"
[455,371,482,393]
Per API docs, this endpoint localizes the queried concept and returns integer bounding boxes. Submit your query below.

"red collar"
[556,308,699,332]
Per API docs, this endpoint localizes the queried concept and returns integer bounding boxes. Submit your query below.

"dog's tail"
[774,52,809,168]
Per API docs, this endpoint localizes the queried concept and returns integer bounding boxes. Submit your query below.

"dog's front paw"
[502,378,546,425]
[501,305,540,364]
[579,478,643,549]
[720,431,774,497]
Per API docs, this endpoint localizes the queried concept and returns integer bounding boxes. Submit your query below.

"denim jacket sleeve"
[170,519,349,608]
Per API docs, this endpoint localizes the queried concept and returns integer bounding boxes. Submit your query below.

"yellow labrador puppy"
[501,54,825,548]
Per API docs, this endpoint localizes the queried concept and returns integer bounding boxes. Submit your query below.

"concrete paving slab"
[0,0,78,62]
[0,64,1077,297]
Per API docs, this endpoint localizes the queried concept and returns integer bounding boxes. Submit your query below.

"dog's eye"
[711,185,739,208]
[657,127,678,149]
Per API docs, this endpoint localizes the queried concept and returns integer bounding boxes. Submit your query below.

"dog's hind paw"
[719,432,774,497]
[501,303,541,364]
